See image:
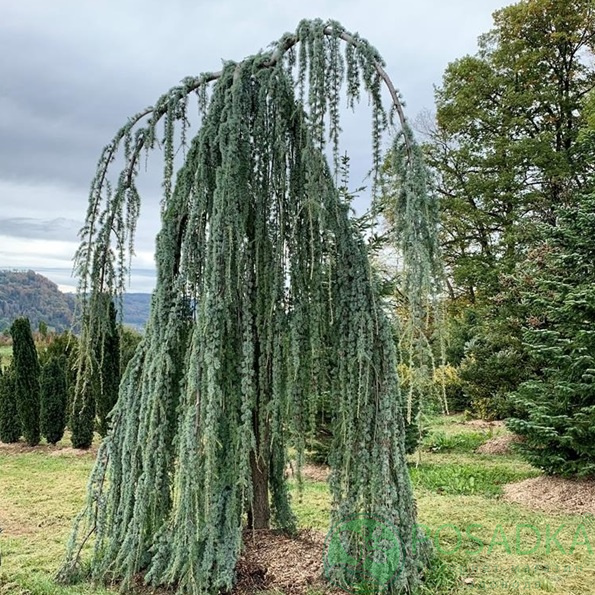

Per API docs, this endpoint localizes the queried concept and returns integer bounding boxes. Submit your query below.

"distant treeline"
[0,270,151,332]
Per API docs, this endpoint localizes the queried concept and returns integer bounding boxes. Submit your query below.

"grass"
[409,454,540,497]
[421,429,489,454]
[0,449,110,594]
[1,417,594,594]
[420,413,506,452]
[0,345,12,367]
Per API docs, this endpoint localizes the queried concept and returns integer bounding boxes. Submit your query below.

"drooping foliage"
[0,365,20,443]
[378,134,446,446]
[11,317,41,446]
[71,298,120,447]
[58,20,438,593]
[41,331,78,367]
[40,355,68,445]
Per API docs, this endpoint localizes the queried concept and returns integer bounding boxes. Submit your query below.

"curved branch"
[90,25,412,211]
[77,22,415,298]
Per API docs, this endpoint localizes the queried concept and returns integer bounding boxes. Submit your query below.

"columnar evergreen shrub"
[41,331,78,368]
[10,317,41,446]
[96,300,120,437]
[59,20,439,593]
[69,353,96,449]
[0,365,20,443]
[40,355,68,445]
[119,325,142,375]
[42,331,79,416]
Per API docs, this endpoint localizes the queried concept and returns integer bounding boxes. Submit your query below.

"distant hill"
[0,270,151,332]
[0,270,74,332]
[119,293,152,330]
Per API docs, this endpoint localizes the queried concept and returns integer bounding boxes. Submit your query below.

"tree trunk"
[246,201,272,531]
[248,447,271,529]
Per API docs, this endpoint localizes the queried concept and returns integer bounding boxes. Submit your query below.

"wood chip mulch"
[0,441,96,456]
[286,463,330,483]
[233,529,344,594]
[475,433,523,455]
[464,419,505,430]
[503,475,595,515]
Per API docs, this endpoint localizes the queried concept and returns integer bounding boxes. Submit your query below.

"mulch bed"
[286,462,330,483]
[503,475,595,515]
[234,529,343,594]
[0,441,96,456]
[464,419,505,430]
[476,433,523,455]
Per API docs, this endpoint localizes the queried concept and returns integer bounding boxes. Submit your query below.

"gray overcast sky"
[0,0,511,292]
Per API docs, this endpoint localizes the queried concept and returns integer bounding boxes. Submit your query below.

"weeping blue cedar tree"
[58,20,439,593]
[378,131,446,451]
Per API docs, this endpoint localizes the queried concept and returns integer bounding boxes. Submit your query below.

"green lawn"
[1,418,593,594]
[0,345,12,367]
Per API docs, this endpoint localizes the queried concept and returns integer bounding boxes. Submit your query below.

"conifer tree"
[0,365,20,443]
[508,193,595,476]
[11,317,41,446]
[119,325,142,375]
[70,298,120,445]
[41,330,79,415]
[40,355,68,445]
[96,299,120,437]
[69,357,96,449]
[59,20,439,593]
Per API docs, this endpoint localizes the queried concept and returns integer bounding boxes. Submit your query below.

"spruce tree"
[0,365,20,443]
[96,299,120,437]
[508,193,595,476]
[40,355,68,445]
[11,317,41,446]
[59,20,438,593]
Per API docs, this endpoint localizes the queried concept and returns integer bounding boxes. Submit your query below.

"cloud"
[0,179,87,219]
[0,237,79,275]
[0,217,80,241]
[0,0,509,292]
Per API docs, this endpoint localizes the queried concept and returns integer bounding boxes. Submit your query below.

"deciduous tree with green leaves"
[431,0,595,300]
[58,20,438,593]
[423,0,595,417]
